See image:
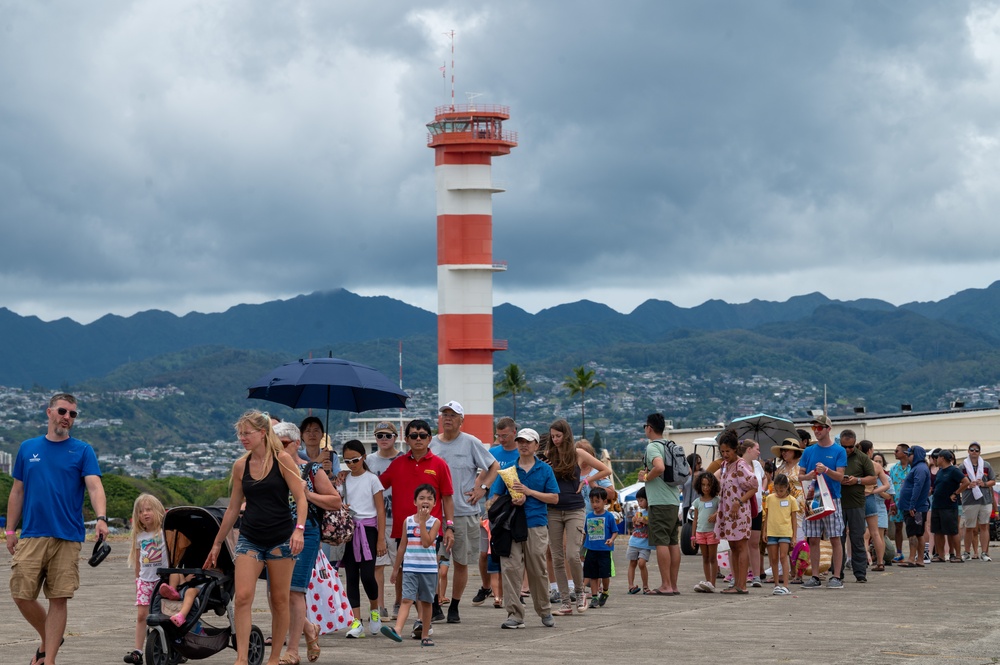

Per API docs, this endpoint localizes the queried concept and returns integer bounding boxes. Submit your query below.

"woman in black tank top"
[204,411,307,665]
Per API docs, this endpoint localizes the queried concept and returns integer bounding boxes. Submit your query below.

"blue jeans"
[290,521,321,593]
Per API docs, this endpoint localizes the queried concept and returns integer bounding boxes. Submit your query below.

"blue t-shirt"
[584,510,617,552]
[487,445,521,498]
[491,457,560,528]
[628,508,650,549]
[799,443,848,500]
[13,435,102,541]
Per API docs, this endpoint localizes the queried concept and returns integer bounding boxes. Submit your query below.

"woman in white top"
[741,439,767,587]
[340,439,388,639]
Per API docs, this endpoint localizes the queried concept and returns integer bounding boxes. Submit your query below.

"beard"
[53,423,71,438]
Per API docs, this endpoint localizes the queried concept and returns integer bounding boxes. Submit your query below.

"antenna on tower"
[444,30,455,111]
[465,92,483,111]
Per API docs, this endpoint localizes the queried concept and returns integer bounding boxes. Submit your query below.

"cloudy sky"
[3,1,1000,324]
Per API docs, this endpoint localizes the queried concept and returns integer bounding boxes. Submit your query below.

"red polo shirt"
[379,448,454,539]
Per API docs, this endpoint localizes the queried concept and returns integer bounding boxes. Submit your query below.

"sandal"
[931,556,946,563]
[628,586,641,595]
[305,623,321,662]
[279,655,301,665]
[871,564,885,571]
[421,638,436,647]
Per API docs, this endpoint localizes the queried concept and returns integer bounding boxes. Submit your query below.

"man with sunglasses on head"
[430,400,499,624]
[6,393,108,665]
[797,414,848,589]
[960,442,995,562]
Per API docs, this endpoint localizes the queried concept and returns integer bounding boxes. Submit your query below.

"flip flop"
[646,588,672,595]
[720,588,748,595]
[421,638,436,647]
[896,561,917,567]
[32,637,65,665]
[915,562,926,567]
[628,586,641,595]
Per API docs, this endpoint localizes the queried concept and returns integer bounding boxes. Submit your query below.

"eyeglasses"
[408,432,430,440]
[343,457,364,465]
[237,430,257,438]
[811,425,826,431]
[56,407,79,418]
[375,432,395,440]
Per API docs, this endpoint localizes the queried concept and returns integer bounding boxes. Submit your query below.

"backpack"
[645,439,690,487]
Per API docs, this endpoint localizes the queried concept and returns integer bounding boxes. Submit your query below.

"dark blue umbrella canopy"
[247,357,408,413]
[726,413,798,461]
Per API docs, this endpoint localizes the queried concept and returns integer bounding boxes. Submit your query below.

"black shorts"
[583,550,612,579]
[931,508,960,536]
[751,512,763,531]
[904,512,927,538]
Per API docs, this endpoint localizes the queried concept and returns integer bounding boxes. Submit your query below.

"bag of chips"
[498,466,525,501]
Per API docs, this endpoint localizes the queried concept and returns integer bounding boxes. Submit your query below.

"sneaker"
[923,552,932,564]
[701,581,716,593]
[569,591,578,603]
[551,603,574,616]
[501,616,525,629]
[380,625,402,642]
[392,603,400,619]
[827,577,844,589]
[962,551,972,561]
[598,591,609,607]
[575,599,588,613]
[981,553,992,562]
[892,553,904,563]
[723,573,734,583]
[750,576,762,588]
[432,609,446,623]
[380,606,391,621]
[472,587,491,606]
[694,581,708,593]
[124,650,144,664]
[588,596,600,609]
[410,621,432,639]
[549,589,562,604]
[541,614,555,628]
[369,609,382,635]
[727,579,735,589]
[446,606,461,624]
[802,576,822,589]
[772,586,790,595]
[346,618,365,638]
[856,576,867,583]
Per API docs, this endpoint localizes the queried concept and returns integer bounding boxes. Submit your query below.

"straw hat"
[770,437,804,457]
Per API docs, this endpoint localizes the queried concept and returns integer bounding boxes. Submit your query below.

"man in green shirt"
[639,413,682,595]
[840,430,875,583]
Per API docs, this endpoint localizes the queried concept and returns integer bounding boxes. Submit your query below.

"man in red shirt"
[380,419,455,541]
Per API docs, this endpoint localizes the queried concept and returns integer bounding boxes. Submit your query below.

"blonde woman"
[204,411,307,665]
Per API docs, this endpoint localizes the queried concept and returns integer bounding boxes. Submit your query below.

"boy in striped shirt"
[381,484,442,646]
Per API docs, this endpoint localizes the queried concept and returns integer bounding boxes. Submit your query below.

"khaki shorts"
[962,503,992,528]
[10,537,82,600]
[375,521,398,567]
[647,504,680,547]
[449,515,481,566]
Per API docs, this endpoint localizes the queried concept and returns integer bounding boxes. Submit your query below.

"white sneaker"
[694,581,708,592]
[981,553,992,562]
[772,586,790,595]
[702,581,716,593]
[346,618,365,638]
[962,551,972,561]
[369,609,382,635]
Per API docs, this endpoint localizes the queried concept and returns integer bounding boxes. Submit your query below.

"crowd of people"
[4,394,996,664]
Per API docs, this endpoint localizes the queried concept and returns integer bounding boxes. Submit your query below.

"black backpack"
[644,439,690,487]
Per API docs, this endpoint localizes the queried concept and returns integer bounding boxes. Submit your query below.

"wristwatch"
[96,516,108,523]
[479,484,488,491]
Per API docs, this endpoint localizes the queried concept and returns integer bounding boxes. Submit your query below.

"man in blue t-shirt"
[6,393,108,665]
[797,415,848,589]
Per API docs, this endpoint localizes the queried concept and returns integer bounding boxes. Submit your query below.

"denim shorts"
[766,536,792,545]
[290,523,321,592]
[864,494,879,517]
[235,533,295,562]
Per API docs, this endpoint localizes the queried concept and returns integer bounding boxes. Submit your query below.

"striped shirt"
[402,514,438,574]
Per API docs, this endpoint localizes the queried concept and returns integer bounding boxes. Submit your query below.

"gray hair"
[272,421,301,442]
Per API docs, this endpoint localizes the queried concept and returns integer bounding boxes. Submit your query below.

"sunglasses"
[343,457,364,465]
[408,432,431,440]
[57,407,79,418]
[375,432,395,440]
[970,448,981,453]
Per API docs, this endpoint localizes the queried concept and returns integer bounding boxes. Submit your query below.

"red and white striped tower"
[427,103,517,443]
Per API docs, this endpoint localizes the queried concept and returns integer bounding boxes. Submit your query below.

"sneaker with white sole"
[472,587,491,606]
[772,586,790,595]
[694,581,708,592]
[962,551,972,561]
[551,603,573,616]
[802,576,822,589]
[549,589,561,604]
[346,619,365,638]
[501,616,525,629]
[541,614,555,628]
[369,609,382,635]
[981,553,992,562]
[827,577,844,589]
[750,576,762,588]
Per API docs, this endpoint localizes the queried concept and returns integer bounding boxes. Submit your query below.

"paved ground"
[4,542,1000,665]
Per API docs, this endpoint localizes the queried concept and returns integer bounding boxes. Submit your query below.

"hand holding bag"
[308,465,354,546]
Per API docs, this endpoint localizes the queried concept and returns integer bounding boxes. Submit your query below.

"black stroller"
[144,506,265,665]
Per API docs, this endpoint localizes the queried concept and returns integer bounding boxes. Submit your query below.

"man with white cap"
[960,442,995,561]
[490,428,559,629]
[430,400,500,623]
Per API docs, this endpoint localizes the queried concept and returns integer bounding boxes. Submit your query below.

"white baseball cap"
[439,400,464,416]
[515,428,540,443]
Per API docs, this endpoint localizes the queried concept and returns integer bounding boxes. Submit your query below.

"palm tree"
[563,365,606,439]
[494,363,533,419]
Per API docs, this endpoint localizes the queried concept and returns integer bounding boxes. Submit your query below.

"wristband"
[445,520,454,526]
[295,524,305,531]
[5,530,15,536]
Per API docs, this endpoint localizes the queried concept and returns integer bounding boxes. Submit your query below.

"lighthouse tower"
[427,103,517,444]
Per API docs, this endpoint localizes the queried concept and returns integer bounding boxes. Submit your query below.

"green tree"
[494,363,533,419]
[563,366,606,439]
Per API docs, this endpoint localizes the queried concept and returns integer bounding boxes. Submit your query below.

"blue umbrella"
[248,357,409,430]
[726,413,798,461]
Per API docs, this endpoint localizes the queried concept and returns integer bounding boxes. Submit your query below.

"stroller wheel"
[247,625,266,665]
[144,628,172,665]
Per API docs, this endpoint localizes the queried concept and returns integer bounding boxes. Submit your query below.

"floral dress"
[715,459,756,541]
